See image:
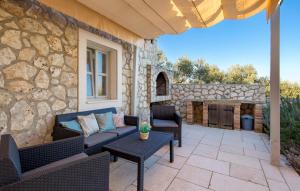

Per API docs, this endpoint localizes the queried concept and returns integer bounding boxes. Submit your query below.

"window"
[86,47,108,98]
[78,29,122,111]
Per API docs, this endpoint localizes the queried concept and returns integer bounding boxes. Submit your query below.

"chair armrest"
[19,136,84,172]
[124,115,139,128]
[0,152,110,191]
[174,112,182,127]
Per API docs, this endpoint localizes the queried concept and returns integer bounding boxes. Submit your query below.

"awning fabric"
[39,0,280,44]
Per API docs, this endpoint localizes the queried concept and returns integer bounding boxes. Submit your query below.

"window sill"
[79,98,122,111]
[86,99,118,104]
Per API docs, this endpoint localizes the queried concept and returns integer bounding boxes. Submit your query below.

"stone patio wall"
[0,0,137,147]
[170,83,266,119]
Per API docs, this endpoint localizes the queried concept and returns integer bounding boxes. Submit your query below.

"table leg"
[113,156,118,162]
[137,159,144,191]
[170,139,174,163]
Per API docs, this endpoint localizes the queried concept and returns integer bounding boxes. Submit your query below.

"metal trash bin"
[241,114,254,130]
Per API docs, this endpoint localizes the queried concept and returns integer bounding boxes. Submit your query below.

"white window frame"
[86,47,109,99]
[78,29,122,111]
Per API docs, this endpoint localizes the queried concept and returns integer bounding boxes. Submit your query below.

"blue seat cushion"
[153,119,178,128]
[106,126,136,136]
[84,132,117,147]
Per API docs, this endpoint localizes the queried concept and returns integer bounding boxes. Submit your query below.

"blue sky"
[157,0,300,83]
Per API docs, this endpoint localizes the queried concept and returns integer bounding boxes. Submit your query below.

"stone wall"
[0,0,79,146]
[0,0,136,147]
[121,43,135,115]
[170,83,266,119]
[135,41,160,122]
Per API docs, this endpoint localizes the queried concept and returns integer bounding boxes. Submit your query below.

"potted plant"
[139,122,151,140]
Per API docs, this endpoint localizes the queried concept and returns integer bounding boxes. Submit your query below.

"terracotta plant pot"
[140,132,149,140]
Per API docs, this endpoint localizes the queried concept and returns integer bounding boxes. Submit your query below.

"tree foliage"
[157,50,173,70]
[171,55,300,98]
[173,57,257,84]
[280,81,300,98]
[173,56,194,83]
[225,64,257,84]
[193,59,224,83]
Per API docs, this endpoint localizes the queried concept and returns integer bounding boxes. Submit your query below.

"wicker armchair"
[0,134,110,191]
[150,105,182,147]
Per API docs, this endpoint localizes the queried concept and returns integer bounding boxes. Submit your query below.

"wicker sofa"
[0,134,110,191]
[150,105,182,147]
[53,107,139,155]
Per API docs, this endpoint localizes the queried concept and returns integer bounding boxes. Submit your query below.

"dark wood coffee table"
[103,131,174,191]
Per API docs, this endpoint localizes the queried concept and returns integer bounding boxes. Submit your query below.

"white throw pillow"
[113,112,125,128]
[77,113,100,137]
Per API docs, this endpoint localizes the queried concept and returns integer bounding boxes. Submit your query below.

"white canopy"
[40,0,280,43]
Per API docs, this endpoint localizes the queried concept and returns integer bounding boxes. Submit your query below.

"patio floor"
[109,123,300,191]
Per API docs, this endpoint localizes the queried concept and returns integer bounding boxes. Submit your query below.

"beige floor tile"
[220,144,244,155]
[110,158,127,172]
[187,155,229,175]
[243,137,265,146]
[222,135,243,146]
[182,137,201,146]
[254,144,270,153]
[210,173,269,191]
[218,151,261,169]
[244,149,271,161]
[154,145,169,157]
[108,125,300,191]
[201,134,222,147]
[201,137,222,147]
[133,164,178,191]
[110,162,137,191]
[230,163,267,186]
[145,155,160,169]
[242,142,256,150]
[177,164,212,188]
[184,131,205,138]
[242,133,262,140]
[167,178,212,191]
[267,179,290,191]
[280,166,300,191]
[124,185,137,191]
[174,144,196,157]
[158,153,187,169]
[260,160,285,182]
[193,144,219,159]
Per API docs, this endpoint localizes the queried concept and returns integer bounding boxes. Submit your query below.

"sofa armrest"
[0,152,110,191]
[174,112,182,127]
[19,136,84,173]
[52,123,82,141]
[124,115,139,128]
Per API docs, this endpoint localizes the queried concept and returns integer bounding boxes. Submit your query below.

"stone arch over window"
[156,72,169,96]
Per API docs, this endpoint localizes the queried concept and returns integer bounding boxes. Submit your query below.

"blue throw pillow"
[95,112,116,132]
[60,120,83,133]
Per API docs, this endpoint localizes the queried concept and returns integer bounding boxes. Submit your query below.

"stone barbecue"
[147,65,173,103]
[166,83,265,132]
[186,100,263,132]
